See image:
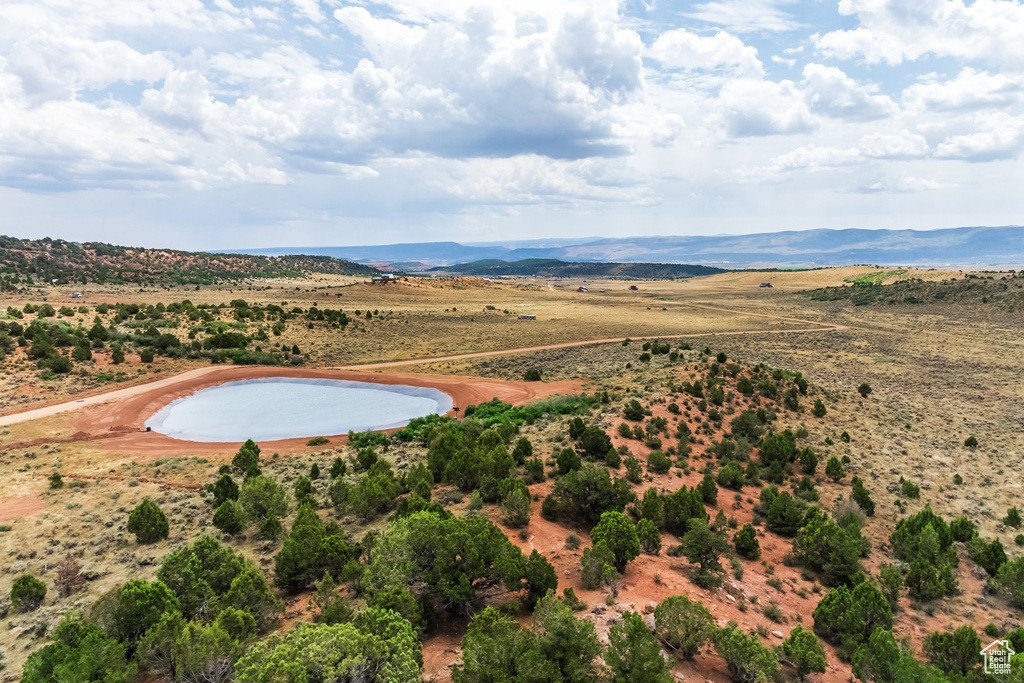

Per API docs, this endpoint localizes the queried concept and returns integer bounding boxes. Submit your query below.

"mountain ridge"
[222,225,1024,268]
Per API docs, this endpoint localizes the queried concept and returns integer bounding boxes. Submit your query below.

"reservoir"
[145,377,453,442]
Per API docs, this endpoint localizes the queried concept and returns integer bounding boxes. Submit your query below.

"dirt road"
[0,307,844,429]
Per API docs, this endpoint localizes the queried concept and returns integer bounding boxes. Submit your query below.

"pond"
[145,377,453,442]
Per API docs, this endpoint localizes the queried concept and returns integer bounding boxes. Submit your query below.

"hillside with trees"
[0,236,376,289]
[429,259,727,279]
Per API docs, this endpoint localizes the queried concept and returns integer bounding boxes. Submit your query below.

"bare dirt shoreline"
[0,307,845,430]
[0,366,583,457]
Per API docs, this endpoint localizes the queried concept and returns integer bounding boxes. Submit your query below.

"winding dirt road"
[0,305,845,430]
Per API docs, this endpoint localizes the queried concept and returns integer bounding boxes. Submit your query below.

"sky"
[1,0,1023,250]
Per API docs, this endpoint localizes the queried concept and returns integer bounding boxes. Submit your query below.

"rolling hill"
[227,225,1024,268]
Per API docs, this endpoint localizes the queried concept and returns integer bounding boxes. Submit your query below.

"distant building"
[518,314,536,320]
[71,292,82,298]
[759,282,773,288]
[371,274,397,285]
[629,285,638,291]
[577,286,588,293]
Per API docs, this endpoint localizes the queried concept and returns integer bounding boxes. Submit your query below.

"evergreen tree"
[232,439,260,476]
[734,524,761,560]
[212,473,239,507]
[127,498,169,544]
[653,595,713,660]
[782,625,827,680]
[212,500,244,535]
[682,519,729,588]
[605,612,673,683]
[591,512,640,571]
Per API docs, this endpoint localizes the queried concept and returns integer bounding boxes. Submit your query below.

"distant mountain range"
[225,226,1024,268]
[428,259,726,279]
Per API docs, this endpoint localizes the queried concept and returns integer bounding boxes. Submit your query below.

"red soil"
[51,366,582,457]
[0,493,47,523]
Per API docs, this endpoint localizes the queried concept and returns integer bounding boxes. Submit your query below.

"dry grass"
[1,265,1022,679]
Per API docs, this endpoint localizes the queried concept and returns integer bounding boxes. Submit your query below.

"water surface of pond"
[145,377,453,442]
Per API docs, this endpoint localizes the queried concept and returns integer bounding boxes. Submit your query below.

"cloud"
[801,63,898,120]
[858,132,930,159]
[2,0,1024,241]
[857,175,950,193]
[768,144,863,171]
[716,78,816,136]
[333,5,644,159]
[903,68,1023,113]
[816,0,1024,66]
[648,29,764,78]
[7,31,172,99]
[683,0,803,34]
[934,112,1024,161]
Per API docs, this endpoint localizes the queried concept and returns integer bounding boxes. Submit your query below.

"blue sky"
[1,0,1022,249]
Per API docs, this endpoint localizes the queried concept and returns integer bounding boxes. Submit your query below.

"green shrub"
[825,457,845,483]
[235,611,421,683]
[260,515,282,541]
[647,450,671,474]
[606,612,673,683]
[541,494,559,521]
[212,500,245,535]
[581,542,619,591]
[682,519,729,588]
[713,626,780,683]
[453,600,599,683]
[923,624,982,677]
[653,595,713,659]
[212,473,239,507]
[899,477,920,499]
[500,490,532,529]
[239,475,289,524]
[636,519,661,555]
[10,574,47,612]
[699,472,718,505]
[622,400,645,421]
[591,512,640,571]
[717,461,745,490]
[523,368,542,382]
[967,537,1007,576]
[110,579,180,646]
[812,399,827,417]
[232,439,261,476]
[624,456,642,483]
[851,478,875,516]
[22,613,136,683]
[799,448,818,474]
[550,465,632,525]
[782,625,827,679]
[274,505,358,593]
[733,524,760,560]
[127,498,169,544]
[812,582,892,658]
[556,448,582,475]
[998,556,1024,608]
